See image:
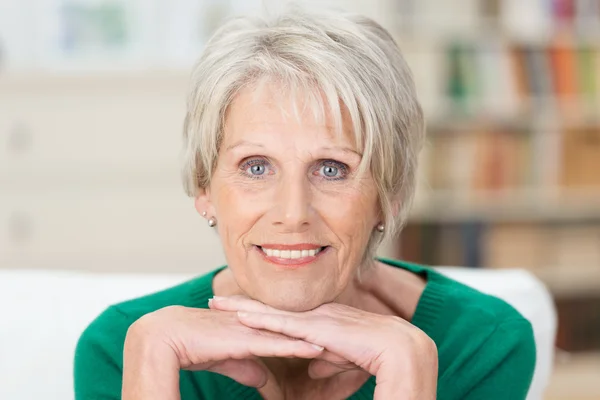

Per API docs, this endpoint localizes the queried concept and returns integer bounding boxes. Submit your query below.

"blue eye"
[241,158,271,179]
[317,160,348,180]
[249,164,265,175]
[322,165,338,177]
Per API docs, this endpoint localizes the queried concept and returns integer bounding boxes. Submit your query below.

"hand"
[209,296,438,400]
[122,305,324,399]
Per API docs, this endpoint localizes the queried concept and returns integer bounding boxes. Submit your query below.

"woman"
[74,7,536,400]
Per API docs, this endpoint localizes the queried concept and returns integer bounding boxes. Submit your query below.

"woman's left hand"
[209,296,438,400]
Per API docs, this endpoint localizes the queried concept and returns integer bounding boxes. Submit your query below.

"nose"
[272,172,311,232]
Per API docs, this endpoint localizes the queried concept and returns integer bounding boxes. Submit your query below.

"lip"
[254,245,328,268]
[258,243,323,251]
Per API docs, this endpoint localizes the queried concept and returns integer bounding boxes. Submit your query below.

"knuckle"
[409,329,437,355]
[276,315,288,329]
[387,315,406,326]
[275,314,297,334]
[384,315,411,333]
[253,327,279,339]
[151,305,189,320]
[421,334,438,355]
[127,309,172,344]
[317,302,342,313]
[133,307,170,330]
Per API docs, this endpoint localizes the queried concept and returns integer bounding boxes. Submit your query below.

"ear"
[194,187,215,218]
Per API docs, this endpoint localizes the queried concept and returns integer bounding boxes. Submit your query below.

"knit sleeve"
[73,306,131,400]
[442,318,537,400]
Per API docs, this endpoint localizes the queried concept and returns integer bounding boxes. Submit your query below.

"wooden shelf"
[428,100,600,127]
[409,189,600,223]
[535,267,600,296]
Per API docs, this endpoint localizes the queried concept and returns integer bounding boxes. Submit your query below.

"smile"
[254,245,329,267]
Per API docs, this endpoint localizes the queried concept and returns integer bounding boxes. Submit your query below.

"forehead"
[223,81,358,149]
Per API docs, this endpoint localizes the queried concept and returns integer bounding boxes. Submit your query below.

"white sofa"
[0,267,557,400]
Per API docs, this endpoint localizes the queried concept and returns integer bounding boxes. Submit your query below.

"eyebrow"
[321,146,363,158]
[226,141,362,158]
[225,141,264,152]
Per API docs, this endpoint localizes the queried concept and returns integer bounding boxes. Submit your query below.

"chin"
[270,298,321,312]
[256,283,334,312]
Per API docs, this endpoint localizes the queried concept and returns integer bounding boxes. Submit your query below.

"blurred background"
[0,0,599,399]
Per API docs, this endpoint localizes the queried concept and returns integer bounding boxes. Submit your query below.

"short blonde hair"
[181,5,424,259]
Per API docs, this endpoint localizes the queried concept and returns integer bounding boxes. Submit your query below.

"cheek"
[211,174,271,252]
[212,170,264,218]
[317,185,378,242]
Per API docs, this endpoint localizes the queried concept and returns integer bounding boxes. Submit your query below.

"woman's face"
[196,83,379,311]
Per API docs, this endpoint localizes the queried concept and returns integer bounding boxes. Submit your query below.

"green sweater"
[74,258,536,399]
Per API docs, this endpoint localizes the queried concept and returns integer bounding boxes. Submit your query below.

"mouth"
[253,245,329,267]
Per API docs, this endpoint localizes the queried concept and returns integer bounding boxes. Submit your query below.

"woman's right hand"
[121,305,324,400]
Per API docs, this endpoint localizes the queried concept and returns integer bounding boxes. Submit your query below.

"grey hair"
[181,5,425,261]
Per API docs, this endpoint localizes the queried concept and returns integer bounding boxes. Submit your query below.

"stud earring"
[208,217,217,227]
[202,211,207,217]
[376,222,385,232]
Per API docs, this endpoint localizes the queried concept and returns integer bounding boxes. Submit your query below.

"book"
[436,223,466,267]
[482,223,548,270]
[549,39,579,103]
[560,126,600,187]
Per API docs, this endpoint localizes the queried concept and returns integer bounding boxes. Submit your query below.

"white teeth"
[261,247,324,259]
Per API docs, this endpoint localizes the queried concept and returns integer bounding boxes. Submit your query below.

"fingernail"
[312,344,324,351]
[207,299,213,307]
[212,296,225,301]
[237,311,249,318]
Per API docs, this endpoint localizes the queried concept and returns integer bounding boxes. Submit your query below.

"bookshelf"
[392,0,600,353]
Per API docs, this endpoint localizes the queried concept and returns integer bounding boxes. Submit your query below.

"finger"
[209,295,288,315]
[192,313,324,360]
[315,350,351,364]
[308,359,360,380]
[207,359,269,388]
[236,311,376,371]
[310,350,359,379]
[244,333,324,359]
[237,311,316,343]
